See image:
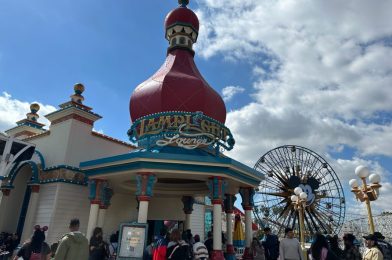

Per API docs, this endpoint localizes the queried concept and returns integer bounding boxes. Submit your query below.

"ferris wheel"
[253,145,346,238]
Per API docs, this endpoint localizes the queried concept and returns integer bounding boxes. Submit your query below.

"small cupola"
[165,0,199,53]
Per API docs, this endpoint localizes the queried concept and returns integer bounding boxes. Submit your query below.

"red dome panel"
[130,49,226,123]
[165,7,199,31]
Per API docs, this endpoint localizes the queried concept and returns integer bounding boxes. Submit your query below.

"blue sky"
[1,0,392,218]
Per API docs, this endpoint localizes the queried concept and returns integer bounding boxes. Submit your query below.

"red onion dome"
[130,49,226,123]
[165,5,199,32]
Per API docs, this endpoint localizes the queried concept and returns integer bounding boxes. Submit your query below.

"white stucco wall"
[31,119,131,168]
[46,183,90,245]
[148,197,185,221]
[102,193,139,240]
[32,183,58,228]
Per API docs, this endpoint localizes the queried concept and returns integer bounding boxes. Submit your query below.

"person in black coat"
[89,227,108,260]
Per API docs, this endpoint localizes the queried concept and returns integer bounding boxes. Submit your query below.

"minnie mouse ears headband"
[34,225,48,232]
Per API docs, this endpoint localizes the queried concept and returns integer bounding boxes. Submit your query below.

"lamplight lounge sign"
[128,112,234,151]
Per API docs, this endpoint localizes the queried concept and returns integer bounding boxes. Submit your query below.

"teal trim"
[34,150,46,169]
[9,161,39,184]
[40,179,87,186]
[83,160,260,186]
[3,161,86,187]
[45,104,102,118]
[80,151,263,179]
[127,111,235,151]
[43,164,84,173]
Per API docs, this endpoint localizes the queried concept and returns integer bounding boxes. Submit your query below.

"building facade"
[0,1,263,259]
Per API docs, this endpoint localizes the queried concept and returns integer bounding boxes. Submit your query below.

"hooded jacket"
[54,231,89,260]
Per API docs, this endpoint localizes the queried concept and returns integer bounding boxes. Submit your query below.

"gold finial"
[30,103,40,114]
[74,83,85,95]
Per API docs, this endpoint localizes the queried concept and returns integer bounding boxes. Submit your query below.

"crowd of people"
[262,227,392,260]
[0,233,19,260]
[2,220,392,260]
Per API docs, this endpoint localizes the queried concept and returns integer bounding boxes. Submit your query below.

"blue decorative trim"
[80,150,263,180]
[85,160,260,186]
[39,179,88,186]
[9,161,39,184]
[88,180,97,200]
[127,111,235,152]
[135,174,157,197]
[3,161,87,188]
[43,164,84,172]
[34,150,46,169]
[45,103,102,118]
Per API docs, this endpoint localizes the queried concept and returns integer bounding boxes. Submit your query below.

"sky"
[1,0,392,220]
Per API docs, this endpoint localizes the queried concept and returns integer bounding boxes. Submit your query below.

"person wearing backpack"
[166,229,192,260]
[14,225,51,260]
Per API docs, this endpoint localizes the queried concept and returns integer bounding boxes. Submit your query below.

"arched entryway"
[0,161,39,241]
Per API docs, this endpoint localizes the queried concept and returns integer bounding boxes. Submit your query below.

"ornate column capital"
[182,196,195,214]
[136,173,156,201]
[239,187,255,210]
[224,194,236,214]
[88,179,111,205]
[208,177,227,204]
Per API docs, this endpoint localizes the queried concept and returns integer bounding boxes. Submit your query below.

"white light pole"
[349,165,382,234]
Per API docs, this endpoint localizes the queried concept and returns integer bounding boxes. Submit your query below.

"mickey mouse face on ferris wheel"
[288,176,320,206]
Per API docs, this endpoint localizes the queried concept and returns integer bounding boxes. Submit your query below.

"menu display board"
[117,223,148,260]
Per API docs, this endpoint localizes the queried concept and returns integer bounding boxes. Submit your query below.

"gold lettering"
[138,119,146,137]
[158,116,172,130]
[173,116,185,128]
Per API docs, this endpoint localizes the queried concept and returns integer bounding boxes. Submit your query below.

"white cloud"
[0,92,56,131]
[222,85,245,101]
[195,0,392,214]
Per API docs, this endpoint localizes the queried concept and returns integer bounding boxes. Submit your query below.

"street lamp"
[291,187,308,248]
[349,165,382,234]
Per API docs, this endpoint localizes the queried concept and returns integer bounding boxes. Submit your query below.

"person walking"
[54,218,89,260]
[373,232,391,260]
[14,225,51,260]
[279,228,302,260]
[362,234,383,260]
[343,234,361,260]
[193,235,208,260]
[252,237,265,260]
[89,227,108,260]
[263,227,280,260]
[166,229,192,260]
